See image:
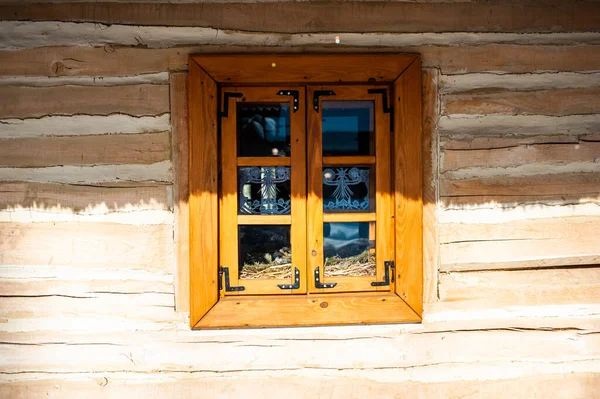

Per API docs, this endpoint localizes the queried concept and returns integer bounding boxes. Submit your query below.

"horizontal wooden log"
[1,45,599,77]
[2,21,600,50]
[442,87,600,116]
[441,72,600,93]
[0,327,597,373]
[0,72,169,87]
[1,371,598,399]
[0,114,170,139]
[438,114,600,137]
[440,172,600,207]
[441,141,600,172]
[0,132,170,167]
[1,2,598,33]
[0,182,171,213]
[439,268,600,307]
[0,84,169,118]
[0,161,172,184]
[0,274,173,297]
[440,216,600,271]
[0,222,175,271]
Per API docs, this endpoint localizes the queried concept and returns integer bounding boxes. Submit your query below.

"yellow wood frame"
[189,54,423,328]
[219,86,307,295]
[306,85,392,294]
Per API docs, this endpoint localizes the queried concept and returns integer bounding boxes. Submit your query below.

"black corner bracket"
[219,92,244,118]
[219,266,245,292]
[277,90,300,112]
[313,90,336,112]
[278,267,301,290]
[371,260,395,287]
[368,88,394,131]
[314,266,337,289]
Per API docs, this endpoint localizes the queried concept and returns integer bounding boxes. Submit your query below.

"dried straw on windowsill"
[239,250,376,280]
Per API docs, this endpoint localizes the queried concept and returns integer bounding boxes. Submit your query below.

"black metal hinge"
[371,260,395,287]
[313,90,336,112]
[277,90,300,113]
[367,88,394,131]
[278,267,300,290]
[314,266,337,289]
[219,266,245,292]
[219,92,243,118]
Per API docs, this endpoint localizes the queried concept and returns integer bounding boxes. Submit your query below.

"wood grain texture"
[0,132,170,167]
[441,141,600,173]
[1,326,598,372]
[187,59,218,325]
[1,372,598,399]
[394,58,424,316]
[442,87,600,116]
[422,68,439,304]
[2,1,599,33]
[0,222,174,271]
[440,216,600,272]
[170,73,190,312]
[439,267,600,307]
[440,172,600,207]
[196,54,416,84]
[1,45,599,77]
[0,84,169,118]
[197,294,420,328]
[0,181,171,213]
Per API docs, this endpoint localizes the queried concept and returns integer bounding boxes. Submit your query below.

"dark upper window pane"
[238,225,291,279]
[323,222,375,277]
[237,103,291,157]
[322,101,374,156]
[239,166,291,215]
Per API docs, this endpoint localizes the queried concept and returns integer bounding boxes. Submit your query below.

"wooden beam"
[442,87,600,116]
[394,57,424,316]
[440,216,600,272]
[1,45,599,77]
[1,2,598,33]
[187,58,218,326]
[0,84,169,118]
[0,182,170,214]
[170,72,190,313]
[422,68,439,304]
[0,132,170,167]
[0,222,174,272]
[194,54,416,84]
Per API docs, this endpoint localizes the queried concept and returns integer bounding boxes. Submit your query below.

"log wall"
[0,2,599,397]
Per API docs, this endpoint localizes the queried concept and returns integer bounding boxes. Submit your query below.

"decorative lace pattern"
[239,166,291,215]
[323,167,369,210]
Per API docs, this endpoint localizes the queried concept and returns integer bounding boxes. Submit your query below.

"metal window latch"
[314,266,337,289]
[367,88,394,131]
[371,260,395,287]
[313,90,336,112]
[278,267,301,290]
[277,90,300,112]
[219,266,245,292]
[219,92,244,118]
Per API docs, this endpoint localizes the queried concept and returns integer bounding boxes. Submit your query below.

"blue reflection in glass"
[322,101,374,156]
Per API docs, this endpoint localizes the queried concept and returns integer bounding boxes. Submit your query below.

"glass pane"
[239,225,291,279]
[322,101,374,156]
[323,166,373,212]
[323,222,375,277]
[237,103,291,157]
[239,166,291,215]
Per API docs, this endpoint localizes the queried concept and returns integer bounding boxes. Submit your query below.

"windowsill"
[193,292,421,329]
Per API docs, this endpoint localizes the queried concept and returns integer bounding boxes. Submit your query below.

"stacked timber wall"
[0,1,599,397]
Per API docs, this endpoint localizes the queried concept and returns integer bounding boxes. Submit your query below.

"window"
[188,55,423,328]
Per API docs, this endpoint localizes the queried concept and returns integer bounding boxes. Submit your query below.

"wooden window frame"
[188,54,423,329]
